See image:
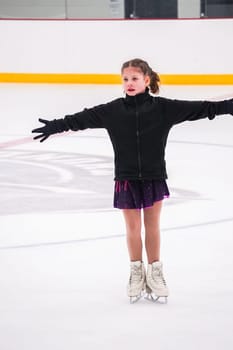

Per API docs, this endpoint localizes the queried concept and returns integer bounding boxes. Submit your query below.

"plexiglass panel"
[0,0,232,19]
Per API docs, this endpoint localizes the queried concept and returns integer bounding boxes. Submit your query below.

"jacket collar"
[125,87,151,105]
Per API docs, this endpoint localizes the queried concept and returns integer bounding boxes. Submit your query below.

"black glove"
[32,118,68,142]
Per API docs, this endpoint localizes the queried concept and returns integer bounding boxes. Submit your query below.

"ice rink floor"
[0,83,233,350]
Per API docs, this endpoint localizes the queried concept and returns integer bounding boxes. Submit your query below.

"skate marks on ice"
[1,216,232,251]
[0,146,216,216]
[0,137,232,250]
[0,149,114,215]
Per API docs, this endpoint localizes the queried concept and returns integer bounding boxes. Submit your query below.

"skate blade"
[145,293,168,304]
[129,291,145,304]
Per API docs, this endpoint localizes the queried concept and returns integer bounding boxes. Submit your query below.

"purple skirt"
[113,179,169,209]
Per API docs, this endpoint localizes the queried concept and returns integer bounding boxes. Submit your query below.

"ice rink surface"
[0,83,233,350]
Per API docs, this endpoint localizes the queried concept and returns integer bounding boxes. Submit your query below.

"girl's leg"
[122,209,142,261]
[143,201,169,299]
[143,201,163,264]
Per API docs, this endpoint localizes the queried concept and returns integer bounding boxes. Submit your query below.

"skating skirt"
[113,179,169,209]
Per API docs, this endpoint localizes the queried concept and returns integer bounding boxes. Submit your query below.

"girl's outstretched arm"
[32,117,70,142]
[31,102,114,142]
[160,97,233,127]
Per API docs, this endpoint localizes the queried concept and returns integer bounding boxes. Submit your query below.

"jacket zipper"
[135,98,142,179]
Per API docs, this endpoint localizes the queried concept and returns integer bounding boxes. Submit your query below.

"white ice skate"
[127,261,146,304]
[145,261,169,303]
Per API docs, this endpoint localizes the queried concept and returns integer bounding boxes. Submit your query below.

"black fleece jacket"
[49,89,232,180]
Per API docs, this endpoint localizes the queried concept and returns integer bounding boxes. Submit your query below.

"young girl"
[32,58,233,303]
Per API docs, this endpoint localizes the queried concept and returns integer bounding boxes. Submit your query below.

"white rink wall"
[0,18,233,74]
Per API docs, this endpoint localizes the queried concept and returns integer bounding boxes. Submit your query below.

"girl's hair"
[121,58,160,94]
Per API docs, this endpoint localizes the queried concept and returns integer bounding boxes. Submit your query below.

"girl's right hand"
[32,118,56,142]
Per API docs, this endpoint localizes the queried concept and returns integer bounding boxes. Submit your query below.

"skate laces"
[152,266,167,286]
[130,265,144,284]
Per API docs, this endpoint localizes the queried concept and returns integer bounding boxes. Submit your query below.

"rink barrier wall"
[1,73,233,85]
[1,18,233,81]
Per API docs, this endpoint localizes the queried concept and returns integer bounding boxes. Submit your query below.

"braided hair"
[121,58,160,94]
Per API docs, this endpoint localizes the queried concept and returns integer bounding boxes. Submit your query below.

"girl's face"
[122,67,150,96]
